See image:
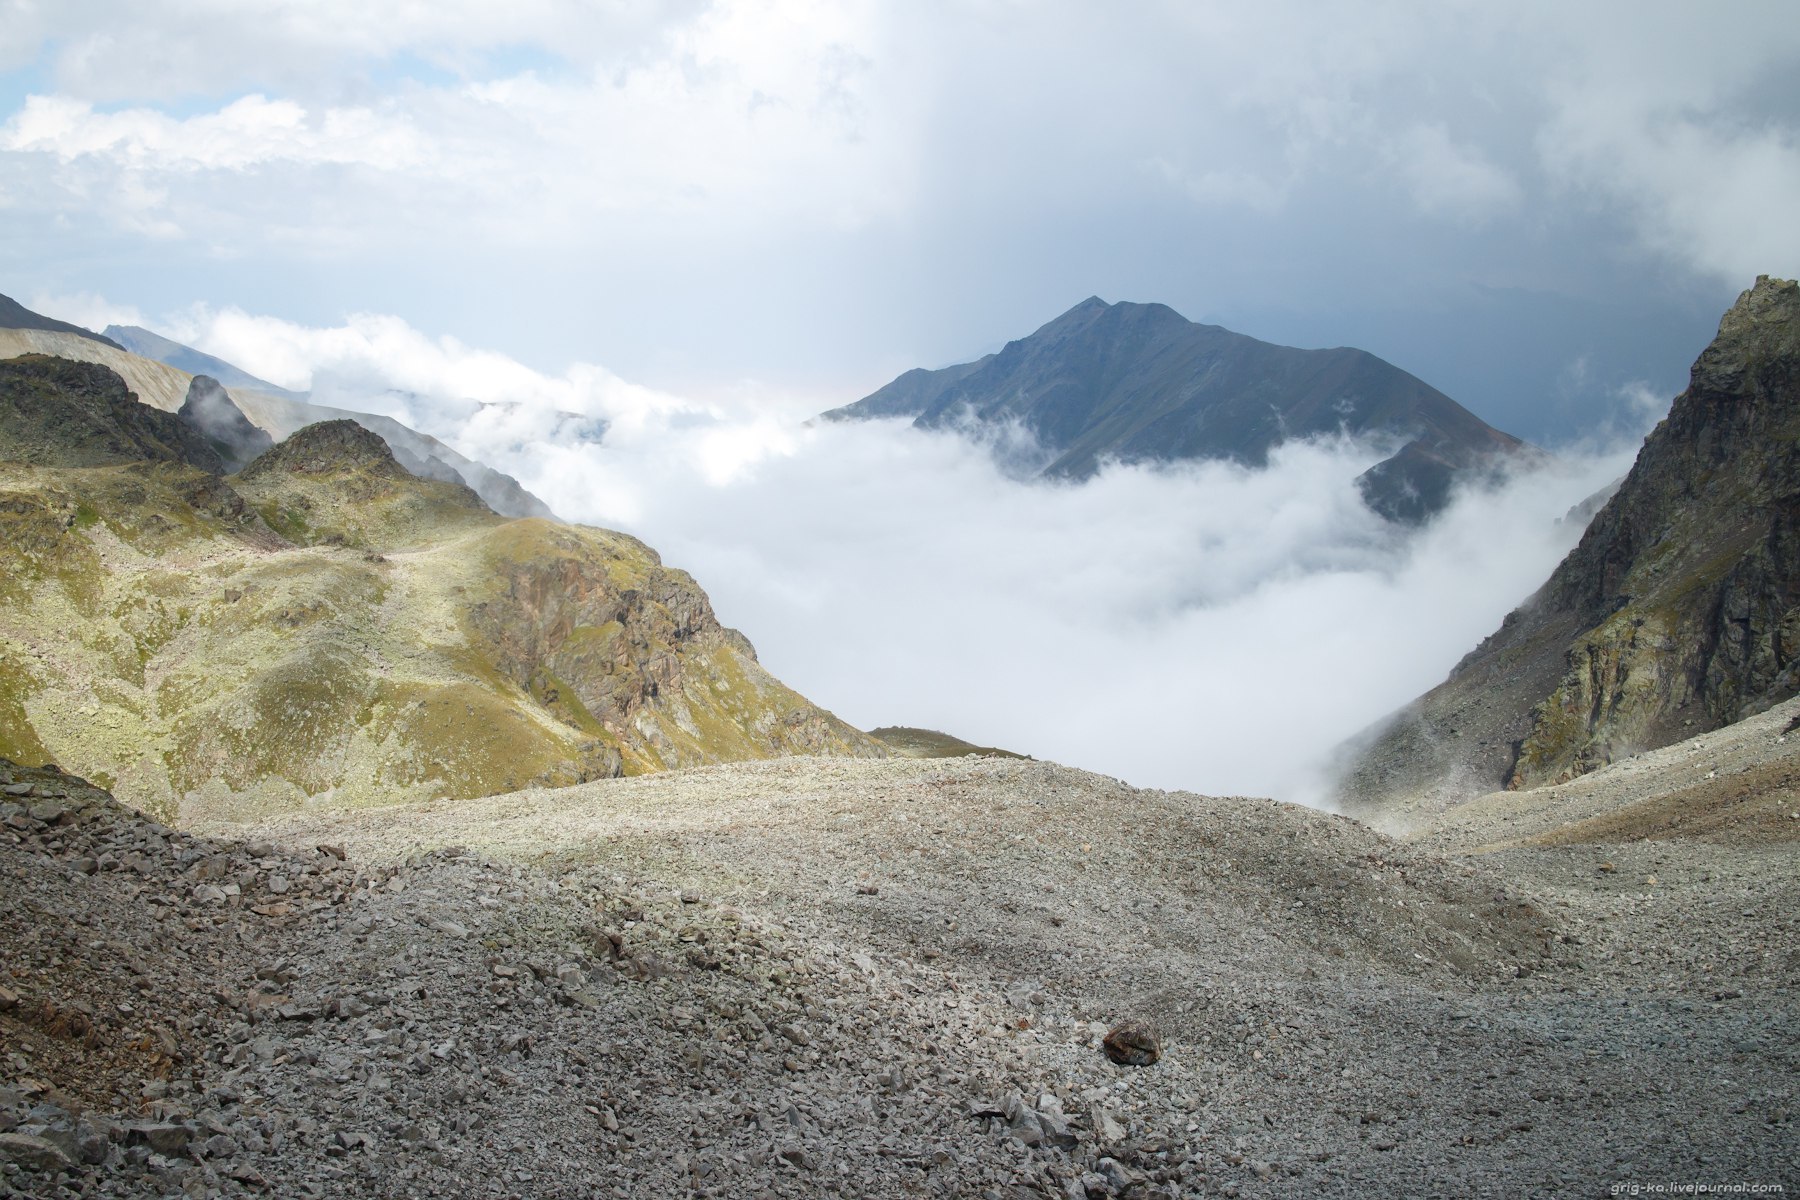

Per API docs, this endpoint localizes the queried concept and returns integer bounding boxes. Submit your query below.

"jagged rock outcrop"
[237,418,413,481]
[1337,276,1800,817]
[0,356,225,473]
[176,375,273,472]
[827,297,1534,522]
[0,360,884,819]
[229,419,492,548]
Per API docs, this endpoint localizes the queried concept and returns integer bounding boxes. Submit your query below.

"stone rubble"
[2,753,1796,1197]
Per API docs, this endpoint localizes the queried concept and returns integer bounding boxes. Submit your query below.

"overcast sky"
[5,0,1798,440]
[3,2,1797,798]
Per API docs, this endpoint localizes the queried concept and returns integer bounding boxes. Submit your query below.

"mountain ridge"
[828,297,1534,521]
[105,323,300,396]
[0,296,556,520]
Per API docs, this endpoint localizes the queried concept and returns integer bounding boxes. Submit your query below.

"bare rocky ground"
[2,728,1796,1198]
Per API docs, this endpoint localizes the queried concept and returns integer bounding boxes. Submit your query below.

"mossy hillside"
[356,679,615,799]
[234,468,498,551]
[867,727,1029,759]
[0,463,262,609]
[2,448,883,821]
[0,642,51,767]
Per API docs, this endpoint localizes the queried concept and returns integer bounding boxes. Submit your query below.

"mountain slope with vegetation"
[1337,275,1800,820]
[828,297,1534,521]
[0,361,883,822]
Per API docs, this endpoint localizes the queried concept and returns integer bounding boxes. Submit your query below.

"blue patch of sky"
[0,41,571,122]
[369,45,572,90]
[0,54,55,116]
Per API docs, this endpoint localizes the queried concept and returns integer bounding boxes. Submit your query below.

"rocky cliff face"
[466,520,884,774]
[827,297,1533,522]
[1337,277,1800,817]
[0,359,884,820]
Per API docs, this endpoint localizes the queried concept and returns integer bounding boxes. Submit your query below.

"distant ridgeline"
[0,294,558,519]
[826,297,1535,522]
[0,338,884,821]
[1337,276,1800,817]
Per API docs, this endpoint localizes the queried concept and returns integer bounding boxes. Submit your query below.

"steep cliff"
[1338,276,1800,817]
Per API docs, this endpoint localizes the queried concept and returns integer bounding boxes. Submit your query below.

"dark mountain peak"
[828,297,1528,520]
[177,375,274,473]
[0,294,126,351]
[1035,296,1194,339]
[239,418,413,481]
[1338,275,1800,814]
[0,354,224,473]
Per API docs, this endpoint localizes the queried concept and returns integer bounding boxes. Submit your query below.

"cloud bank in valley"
[157,306,1656,804]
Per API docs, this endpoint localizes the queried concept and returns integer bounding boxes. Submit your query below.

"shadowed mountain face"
[1337,276,1800,819]
[828,297,1533,521]
[0,360,884,820]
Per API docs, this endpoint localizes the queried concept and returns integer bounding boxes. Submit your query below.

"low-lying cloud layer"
[161,307,1655,803]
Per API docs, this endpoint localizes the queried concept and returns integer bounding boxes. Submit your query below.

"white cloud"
[1540,102,1800,284]
[1,0,696,102]
[1522,1,1800,283]
[2,0,1794,355]
[153,305,1654,804]
[552,420,1639,804]
[162,306,700,438]
[25,290,143,333]
[1387,123,1521,223]
[0,94,428,170]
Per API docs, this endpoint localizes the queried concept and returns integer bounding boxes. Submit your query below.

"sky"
[2,1,1797,799]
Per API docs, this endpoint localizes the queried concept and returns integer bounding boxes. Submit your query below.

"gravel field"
[2,733,1796,1198]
